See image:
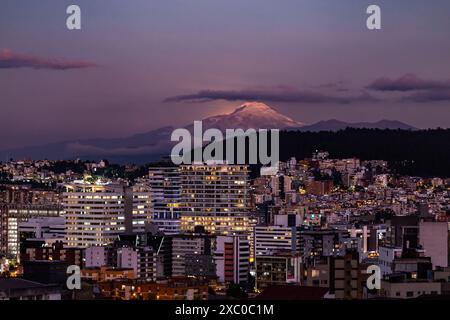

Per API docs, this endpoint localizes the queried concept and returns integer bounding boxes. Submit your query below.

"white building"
[378,246,403,276]
[63,181,152,248]
[85,246,109,267]
[214,235,249,284]
[18,217,65,240]
[117,246,156,280]
[254,225,300,257]
[129,184,153,233]
[64,181,127,248]
[419,221,449,269]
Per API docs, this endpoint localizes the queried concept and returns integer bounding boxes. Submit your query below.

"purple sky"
[1,0,450,149]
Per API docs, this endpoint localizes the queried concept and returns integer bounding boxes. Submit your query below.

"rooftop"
[0,278,50,290]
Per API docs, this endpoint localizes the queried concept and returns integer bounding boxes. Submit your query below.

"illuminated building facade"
[63,181,152,248]
[255,252,302,290]
[148,166,182,234]
[179,163,250,235]
[129,184,153,233]
[98,278,209,300]
[0,204,61,258]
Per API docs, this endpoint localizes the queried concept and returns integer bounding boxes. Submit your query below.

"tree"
[226,284,248,299]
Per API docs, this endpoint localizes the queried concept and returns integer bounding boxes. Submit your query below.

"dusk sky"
[1,0,450,149]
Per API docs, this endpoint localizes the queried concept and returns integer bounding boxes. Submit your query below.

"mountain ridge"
[293,119,417,132]
[0,102,417,162]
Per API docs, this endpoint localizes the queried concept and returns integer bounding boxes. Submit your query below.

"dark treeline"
[190,128,450,178]
[278,128,450,178]
[9,129,445,181]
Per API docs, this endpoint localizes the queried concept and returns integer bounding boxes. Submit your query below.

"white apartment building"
[117,246,156,280]
[85,246,109,267]
[378,246,403,276]
[18,217,65,240]
[129,184,153,233]
[254,225,300,257]
[63,181,152,248]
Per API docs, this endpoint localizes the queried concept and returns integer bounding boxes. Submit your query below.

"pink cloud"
[0,49,97,70]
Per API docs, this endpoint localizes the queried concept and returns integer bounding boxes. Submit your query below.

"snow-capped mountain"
[191,102,304,131]
[0,101,417,163]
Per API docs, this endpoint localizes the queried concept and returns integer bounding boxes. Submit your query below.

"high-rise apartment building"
[63,181,152,248]
[179,163,251,235]
[129,184,153,233]
[148,166,182,235]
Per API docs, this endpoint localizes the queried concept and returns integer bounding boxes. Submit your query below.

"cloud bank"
[164,88,378,104]
[368,74,450,92]
[0,49,97,70]
[368,74,450,102]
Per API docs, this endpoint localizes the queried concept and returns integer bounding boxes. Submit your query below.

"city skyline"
[2,0,450,308]
[1,0,450,149]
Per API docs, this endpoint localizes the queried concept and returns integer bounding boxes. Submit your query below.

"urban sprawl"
[0,151,449,300]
